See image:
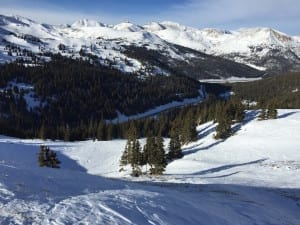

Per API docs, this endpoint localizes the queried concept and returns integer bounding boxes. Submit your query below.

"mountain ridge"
[0,14,300,78]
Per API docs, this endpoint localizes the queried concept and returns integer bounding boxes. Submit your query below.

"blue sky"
[0,0,299,35]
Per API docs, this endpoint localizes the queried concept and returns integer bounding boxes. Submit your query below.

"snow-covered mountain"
[0,14,300,78]
[0,109,299,224]
[144,22,300,73]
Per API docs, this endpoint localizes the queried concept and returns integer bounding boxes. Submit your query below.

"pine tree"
[38,145,60,168]
[181,110,197,144]
[148,135,167,175]
[119,122,142,176]
[259,107,267,120]
[168,131,182,160]
[63,124,70,141]
[267,101,278,119]
[39,122,46,140]
[214,105,232,140]
[120,143,129,166]
[97,119,106,141]
[38,145,46,167]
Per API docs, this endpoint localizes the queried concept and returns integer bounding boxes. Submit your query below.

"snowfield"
[0,109,300,224]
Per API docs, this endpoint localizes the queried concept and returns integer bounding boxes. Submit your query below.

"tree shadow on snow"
[183,140,224,156]
[277,111,299,119]
[232,110,259,134]
[192,158,268,176]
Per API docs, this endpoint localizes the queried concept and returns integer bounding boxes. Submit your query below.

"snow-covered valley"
[0,109,299,224]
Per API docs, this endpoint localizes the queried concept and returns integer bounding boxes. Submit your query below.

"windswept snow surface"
[0,109,300,224]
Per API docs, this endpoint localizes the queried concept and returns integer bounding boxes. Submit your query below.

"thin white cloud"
[0,0,299,35]
[161,0,300,34]
[0,5,134,25]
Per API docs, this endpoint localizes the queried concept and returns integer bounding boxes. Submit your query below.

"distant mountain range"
[1,14,300,79]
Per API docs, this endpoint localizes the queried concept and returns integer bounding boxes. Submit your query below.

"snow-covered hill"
[1,14,299,78]
[0,109,299,224]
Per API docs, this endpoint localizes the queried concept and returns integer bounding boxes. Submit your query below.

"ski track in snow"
[0,109,300,224]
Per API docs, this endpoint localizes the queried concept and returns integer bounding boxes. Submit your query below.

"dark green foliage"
[259,108,267,120]
[259,101,278,120]
[231,72,300,108]
[267,102,278,119]
[213,97,245,139]
[214,116,232,140]
[148,135,167,175]
[120,123,142,176]
[168,127,182,160]
[0,56,201,140]
[97,120,106,141]
[38,145,60,168]
[181,109,197,144]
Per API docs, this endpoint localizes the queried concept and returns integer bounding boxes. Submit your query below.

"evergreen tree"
[63,124,70,142]
[181,110,197,144]
[39,122,46,140]
[119,122,142,176]
[259,107,267,120]
[267,101,278,119]
[38,145,60,168]
[97,119,106,141]
[168,131,182,160]
[148,135,167,175]
[120,143,129,166]
[214,105,232,140]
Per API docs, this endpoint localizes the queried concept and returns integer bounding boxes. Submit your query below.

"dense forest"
[0,55,209,140]
[0,55,299,141]
[231,72,300,108]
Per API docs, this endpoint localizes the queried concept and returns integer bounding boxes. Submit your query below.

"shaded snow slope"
[0,109,300,224]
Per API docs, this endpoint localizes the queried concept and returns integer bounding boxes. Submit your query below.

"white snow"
[0,109,300,224]
[111,88,206,123]
[200,76,262,83]
[1,14,300,76]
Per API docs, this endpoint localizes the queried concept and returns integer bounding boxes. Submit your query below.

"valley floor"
[0,109,300,224]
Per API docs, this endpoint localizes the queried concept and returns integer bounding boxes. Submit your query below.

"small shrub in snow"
[38,145,61,168]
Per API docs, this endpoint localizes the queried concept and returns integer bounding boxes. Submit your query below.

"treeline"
[0,56,202,140]
[231,72,300,108]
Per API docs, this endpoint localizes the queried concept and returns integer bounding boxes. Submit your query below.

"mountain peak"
[113,22,144,32]
[71,19,104,28]
[0,14,36,26]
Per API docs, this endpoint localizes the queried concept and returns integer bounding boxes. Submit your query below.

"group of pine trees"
[38,145,61,168]
[259,100,278,120]
[0,56,201,140]
[120,123,169,176]
[214,97,245,139]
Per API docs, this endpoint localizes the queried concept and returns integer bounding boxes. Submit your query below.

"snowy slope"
[1,14,299,77]
[0,109,300,224]
[144,22,300,71]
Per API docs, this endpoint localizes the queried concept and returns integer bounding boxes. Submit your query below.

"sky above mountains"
[0,0,299,35]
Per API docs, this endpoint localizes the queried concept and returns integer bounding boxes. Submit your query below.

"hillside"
[0,109,299,224]
[5,14,299,79]
[231,72,300,108]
